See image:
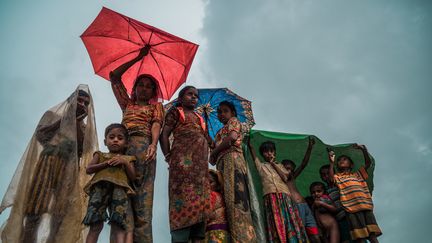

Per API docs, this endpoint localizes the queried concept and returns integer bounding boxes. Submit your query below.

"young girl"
[247,140,309,243]
[210,101,257,242]
[83,123,136,243]
[328,145,382,243]
[309,182,339,243]
[205,170,229,243]
[110,45,164,242]
[160,86,211,243]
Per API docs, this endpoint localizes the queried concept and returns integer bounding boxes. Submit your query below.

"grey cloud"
[201,0,432,242]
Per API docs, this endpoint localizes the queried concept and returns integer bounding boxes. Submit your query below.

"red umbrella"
[81,7,199,100]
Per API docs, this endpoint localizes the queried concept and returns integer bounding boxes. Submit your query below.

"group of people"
[0,45,382,243]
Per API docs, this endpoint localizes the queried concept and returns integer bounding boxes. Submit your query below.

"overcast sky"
[1,0,431,242]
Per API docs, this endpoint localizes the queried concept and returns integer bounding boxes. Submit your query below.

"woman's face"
[180,88,198,109]
[217,104,234,125]
[134,77,155,102]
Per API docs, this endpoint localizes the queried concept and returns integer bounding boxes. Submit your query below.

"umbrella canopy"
[81,7,199,100]
[164,88,255,139]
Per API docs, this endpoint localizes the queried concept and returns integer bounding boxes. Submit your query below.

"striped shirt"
[334,167,373,213]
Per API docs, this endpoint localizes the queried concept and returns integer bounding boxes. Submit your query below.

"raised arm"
[247,137,262,170]
[293,136,315,179]
[354,144,372,170]
[110,45,150,110]
[328,150,336,182]
[271,162,290,182]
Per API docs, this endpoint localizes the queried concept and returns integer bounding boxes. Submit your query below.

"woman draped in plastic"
[0,85,98,243]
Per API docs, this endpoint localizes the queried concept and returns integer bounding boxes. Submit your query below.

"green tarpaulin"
[243,129,375,242]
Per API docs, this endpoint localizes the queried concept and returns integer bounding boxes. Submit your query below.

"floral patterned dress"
[165,107,211,231]
[215,117,257,243]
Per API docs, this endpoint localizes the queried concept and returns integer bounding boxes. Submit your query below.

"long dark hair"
[217,100,237,117]
[131,74,158,102]
[176,85,197,107]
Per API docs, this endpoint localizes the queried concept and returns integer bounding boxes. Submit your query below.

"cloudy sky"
[1,0,431,242]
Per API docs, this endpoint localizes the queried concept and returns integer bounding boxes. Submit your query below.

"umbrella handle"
[138,44,151,58]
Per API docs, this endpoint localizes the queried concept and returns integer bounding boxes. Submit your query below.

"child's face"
[104,128,127,153]
[310,185,325,199]
[180,88,198,109]
[217,104,234,124]
[134,78,154,102]
[262,149,276,162]
[283,163,294,172]
[320,168,330,183]
[337,158,352,171]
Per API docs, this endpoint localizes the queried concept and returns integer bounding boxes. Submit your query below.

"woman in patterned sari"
[160,86,212,243]
[110,46,164,243]
[209,101,257,243]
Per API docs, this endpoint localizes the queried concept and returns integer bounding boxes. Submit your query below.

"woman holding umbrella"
[110,45,164,243]
[210,101,257,243]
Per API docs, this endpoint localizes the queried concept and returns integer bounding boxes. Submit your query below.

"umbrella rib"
[95,49,140,73]
[208,89,221,105]
[128,19,147,44]
[151,40,192,47]
[135,56,146,82]
[150,52,168,95]
[151,49,187,67]
[82,35,142,46]
[148,30,154,44]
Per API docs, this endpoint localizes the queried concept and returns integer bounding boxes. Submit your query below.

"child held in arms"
[309,181,339,243]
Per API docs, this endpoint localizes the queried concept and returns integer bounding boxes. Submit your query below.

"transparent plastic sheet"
[0,85,98,243]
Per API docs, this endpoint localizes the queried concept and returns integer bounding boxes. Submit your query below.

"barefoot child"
[328,145,382,243]
[160,86,211,243]
[205,170,229,243]
[309,182,339,243]
[83,123,136,243]
[281,137,321,243]
[210,101,256,242]
[248,139,308,243]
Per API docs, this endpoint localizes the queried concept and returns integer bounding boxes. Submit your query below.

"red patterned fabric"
[165,107,210,230]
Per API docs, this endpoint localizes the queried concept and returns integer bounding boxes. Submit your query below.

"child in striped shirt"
[328,145,382,243]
